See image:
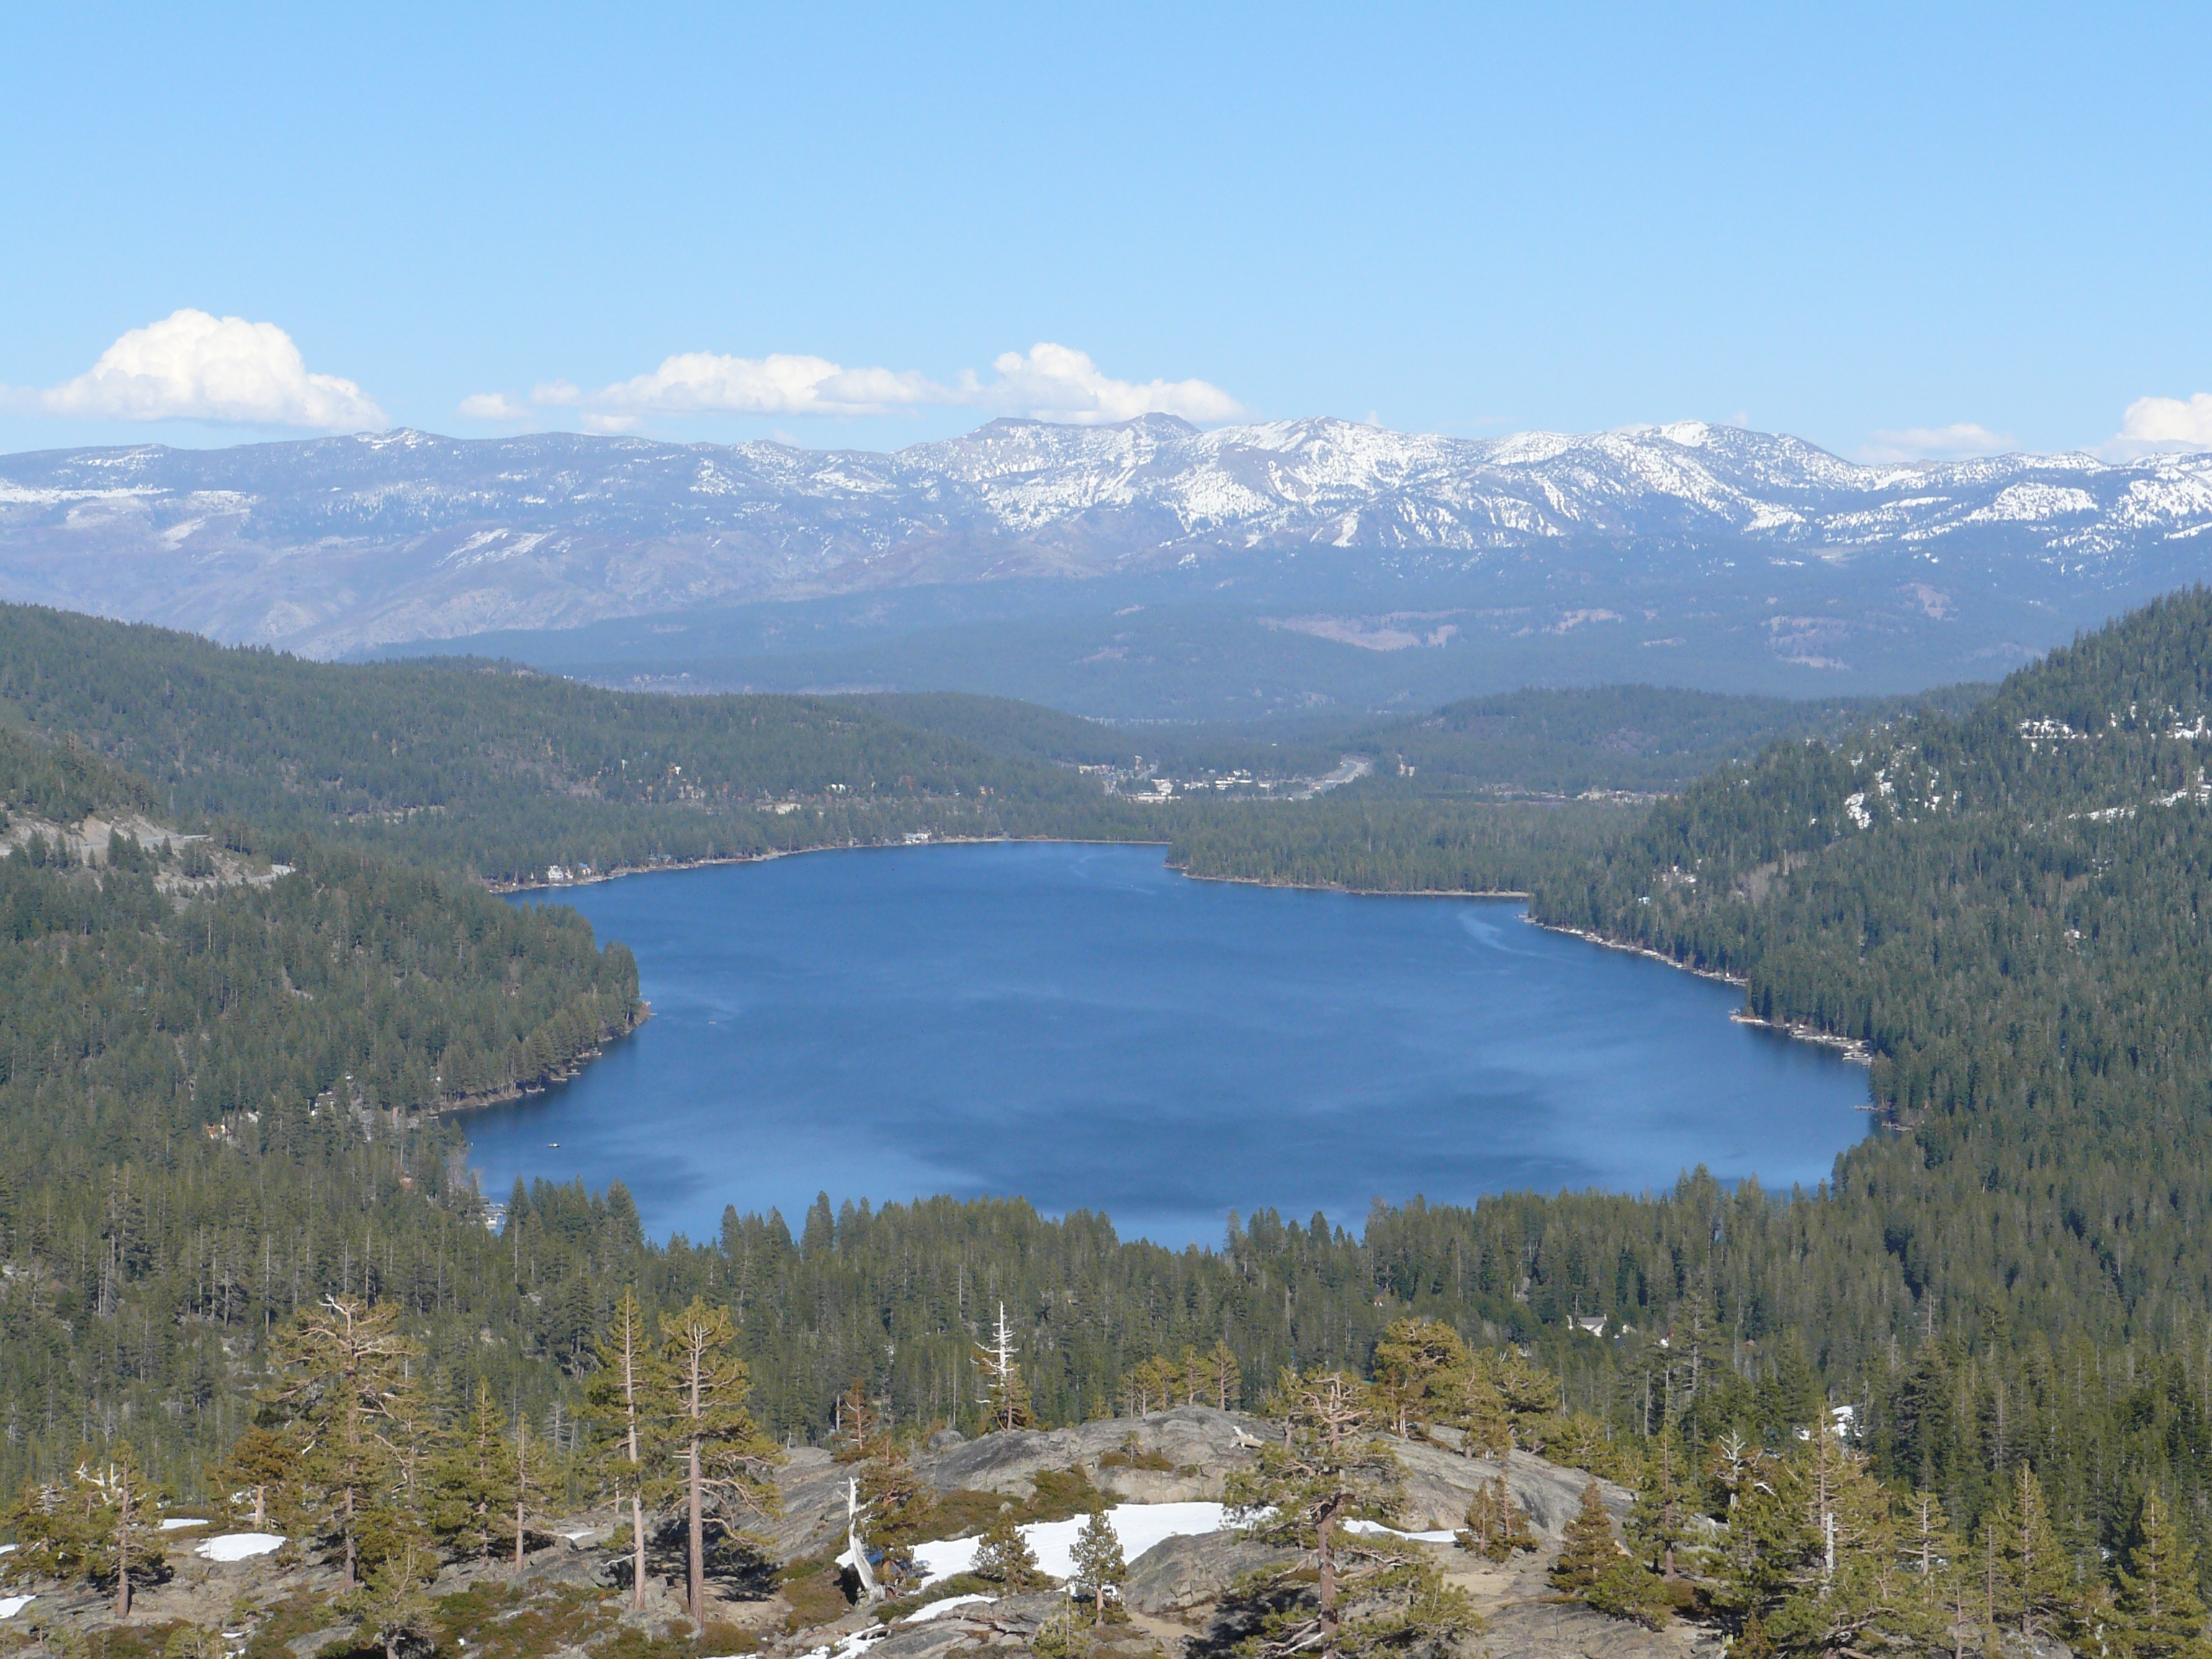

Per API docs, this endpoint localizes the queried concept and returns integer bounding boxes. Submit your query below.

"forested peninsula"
[12,593,2212,1654]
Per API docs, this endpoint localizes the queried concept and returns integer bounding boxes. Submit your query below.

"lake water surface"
[480,842,1871,1246]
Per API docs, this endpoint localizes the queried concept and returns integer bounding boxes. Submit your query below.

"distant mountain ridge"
[2,416,2208,659]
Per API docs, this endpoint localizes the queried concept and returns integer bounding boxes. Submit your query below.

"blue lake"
[479,842,1872,1247]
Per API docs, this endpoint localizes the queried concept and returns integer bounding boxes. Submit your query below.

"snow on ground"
[902,1594,996,1623]
[909,1501,1231,1586]
[0,1596,34,1619]
[161,1517,210,1531]
[197,1532,285,1562]
[793,1629,886,1659]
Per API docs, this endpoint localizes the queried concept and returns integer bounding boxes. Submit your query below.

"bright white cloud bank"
[464,343,1241,429]
[37,310,383,428]
[1861,423,2014,463]
[2110,392,2212,457]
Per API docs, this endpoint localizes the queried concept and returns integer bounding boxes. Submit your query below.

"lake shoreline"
[502,840,1873,1078]
[487,834,1168,895]
[493,833,1534,902]
[1523,920,1879,1073]
[469,840,1877,1244]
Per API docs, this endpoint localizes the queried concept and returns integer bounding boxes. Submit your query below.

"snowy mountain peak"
[1,416,2208,656]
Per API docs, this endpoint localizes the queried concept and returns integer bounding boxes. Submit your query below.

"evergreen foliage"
[650,1296,781,1624]
[1550,1479,1619,1596]
[17,589,2212,1645]
[1226,1370,1474,1659]
[1069,1506,1128,1625]
[2115,1490,2212,1659]
[971,1510,1045,1591]
[1452,1475,1534,1561]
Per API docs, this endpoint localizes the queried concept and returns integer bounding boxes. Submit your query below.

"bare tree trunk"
[688,1434,704,1624]
[623,1319,647,1610]
[252,1484,266,1529]
[1317,1498,1342,1659]
[345,1487,358,1588]
[115,1476,132,1618]
[516,1419,528,1572]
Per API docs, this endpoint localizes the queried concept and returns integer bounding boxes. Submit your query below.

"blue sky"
[4,3,2208,459]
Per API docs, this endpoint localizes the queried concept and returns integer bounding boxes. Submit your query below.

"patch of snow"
[902,1594,997,1623]
[907,1501,1232,1587]
[0,1596,33,1619]
[162,1517,211,1530]
[1965,483,2098,523]
[197,1532,286,1562]
[793,1629,886,1659]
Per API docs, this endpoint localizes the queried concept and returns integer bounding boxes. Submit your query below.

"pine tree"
[1901,1490,1965,1650]
[1226,1369,1469,1659]
[2,1445,168,1617]
[856,1429,933,1546]
[973,1510,1046,1591]
[1551,1478,1620,1595]
[1628,1426,1691,1577]
[98,1444,166,1619]
[1455,1473,1536,1562]
[1449,1358,1512,1458]
[2113,1489,2212,1659]
[1587,1555,1673,1630]
[1723,1431,1916,1658]
[584,1285,661,1609]
[431,1378,519,1560]
[1070,1507,1127,1625]
[209,1424,298,1532]
[1204,1341,1242,1411]
[975,1303,1034,1431]
[833,1376,884,1461]
[510,1411,557,1573]
[1987,1465,2073,1644]
[265,1295,420,1588]
[1371,1317,1469,1435]
[654,1296,783,1625]
[339,1542,438,1659]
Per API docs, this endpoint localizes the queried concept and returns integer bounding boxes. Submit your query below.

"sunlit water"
[478,842,1871,1246]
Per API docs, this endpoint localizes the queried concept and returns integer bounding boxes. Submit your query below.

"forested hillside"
[0,604,1148,886]
[0,602,1646,896]
[1515,587,2212,1558]
[1347,680,1994,797]
[21,593,2212,1645]
[0,729,642,1489]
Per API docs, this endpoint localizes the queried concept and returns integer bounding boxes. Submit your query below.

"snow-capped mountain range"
[1,415,2208,658]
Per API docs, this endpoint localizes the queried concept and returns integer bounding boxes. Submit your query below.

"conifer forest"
[16,588,2212,1655]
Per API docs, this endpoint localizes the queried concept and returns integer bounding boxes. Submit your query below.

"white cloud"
[487,343,1241,428]
[457,392,532,421]
[981,343,1243,423]
[2105,392,2212,459]
[36,310,383,428]
[1860,423,2014,463]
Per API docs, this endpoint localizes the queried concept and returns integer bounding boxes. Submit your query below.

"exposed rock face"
[763,1408,1632,1568]
[1388,1441,1632,1537]
[763,1407,1269,1560]
[1122,1533,1293,1619]
[920,1406,1271,1501]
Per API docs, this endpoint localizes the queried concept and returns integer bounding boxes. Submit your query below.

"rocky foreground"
[1,1408,1714,1659]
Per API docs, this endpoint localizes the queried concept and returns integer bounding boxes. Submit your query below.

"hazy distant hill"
[4,418,2208,686]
